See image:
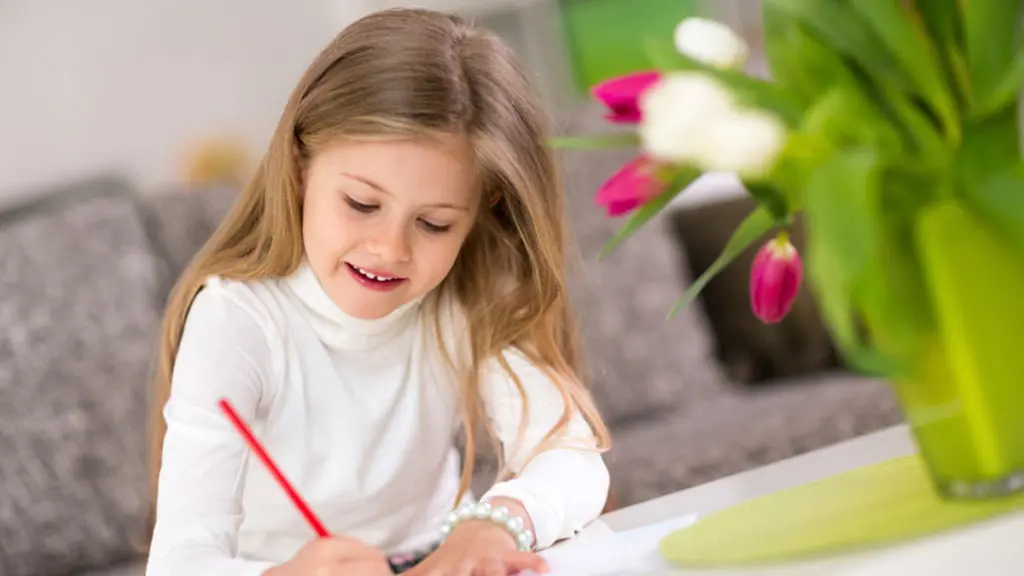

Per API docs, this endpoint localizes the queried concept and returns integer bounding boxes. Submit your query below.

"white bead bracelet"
[439,500,535,551]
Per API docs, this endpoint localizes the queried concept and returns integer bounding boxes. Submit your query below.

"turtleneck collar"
[281,261,422,351]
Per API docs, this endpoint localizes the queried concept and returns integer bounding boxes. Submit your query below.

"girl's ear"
[489,192,501,207]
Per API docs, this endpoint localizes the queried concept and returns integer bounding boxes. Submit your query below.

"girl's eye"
[419,219,452,233]
[345,197,378,213]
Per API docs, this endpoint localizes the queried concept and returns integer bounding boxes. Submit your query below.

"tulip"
[591,70,661,123]
[696,107,788,179]
[638,72,736,164]
[749,233,803,324]
[595,156,664,216]
[638,71,788,179]
[674,17,749,70]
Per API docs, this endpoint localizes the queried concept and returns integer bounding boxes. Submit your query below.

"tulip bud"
[594,155,664,216]
[590,70,662,124]
[750,233,803,324]
[674,17,749,70]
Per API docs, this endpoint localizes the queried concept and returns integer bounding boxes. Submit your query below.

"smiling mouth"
[345,262,406,284]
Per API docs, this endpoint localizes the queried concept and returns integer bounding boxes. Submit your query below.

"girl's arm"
[145,287,277,576]
[478,348,611,550]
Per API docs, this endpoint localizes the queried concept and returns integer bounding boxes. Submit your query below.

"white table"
[586,425,1024,575]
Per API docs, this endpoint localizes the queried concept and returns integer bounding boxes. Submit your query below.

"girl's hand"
[406,520,549,576]
[264,535,392,576]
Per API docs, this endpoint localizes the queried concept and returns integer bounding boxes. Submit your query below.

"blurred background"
[0,0,763,195]
[0,2,904,575]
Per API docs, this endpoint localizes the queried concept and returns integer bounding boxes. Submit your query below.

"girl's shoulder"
[187,275,293,348]
[178,275,294,386]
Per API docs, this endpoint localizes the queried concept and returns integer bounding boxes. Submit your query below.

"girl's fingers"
[502,551,549,574]
[402,557,435,576]
[318,536,387,563]
[477,557,506,576]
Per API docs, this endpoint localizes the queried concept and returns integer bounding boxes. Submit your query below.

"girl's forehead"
[309,136,480,207]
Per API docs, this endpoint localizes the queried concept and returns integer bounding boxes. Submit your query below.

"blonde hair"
[146,7,611,538]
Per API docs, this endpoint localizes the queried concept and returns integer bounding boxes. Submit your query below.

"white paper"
[527,513,700,576]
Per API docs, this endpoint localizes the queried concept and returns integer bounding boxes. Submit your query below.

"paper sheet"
[529,513,700,576]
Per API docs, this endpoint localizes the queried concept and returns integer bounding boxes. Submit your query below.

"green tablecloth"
[660,455,1024,568]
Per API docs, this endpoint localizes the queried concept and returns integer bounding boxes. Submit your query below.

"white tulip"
[696,108,788,179]
[674,17,748,70]
[638,72,736,164]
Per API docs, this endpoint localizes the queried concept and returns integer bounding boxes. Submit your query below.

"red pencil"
[217,398,331,538]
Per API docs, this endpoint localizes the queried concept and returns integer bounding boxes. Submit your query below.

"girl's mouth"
[345,262,407,292]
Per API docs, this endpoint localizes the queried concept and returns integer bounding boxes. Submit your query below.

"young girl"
[145,8,611,576]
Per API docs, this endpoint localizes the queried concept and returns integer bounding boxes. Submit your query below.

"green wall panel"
[560,0,699,91]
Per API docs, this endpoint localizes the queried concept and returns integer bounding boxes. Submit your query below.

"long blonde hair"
[147,7,610,537]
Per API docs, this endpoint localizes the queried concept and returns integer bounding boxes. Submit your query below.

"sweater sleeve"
[145,286,277,576]
[478,348,610,549]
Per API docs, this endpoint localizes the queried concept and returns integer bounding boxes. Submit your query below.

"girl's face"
[301,136,480,319]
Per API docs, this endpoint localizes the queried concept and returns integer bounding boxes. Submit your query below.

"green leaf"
[766,145,816,212]
[858,243,931,362]
[642,38,804,126]
[763,0,953,158]
[956,104,1022,190]
[970,52,1024,120]
[761,4,863,106]
[847,0,960,144]
[914,0,969,108]
[873,79,949,165]
[547,132,640,150]
[764,0,913,93]
[805,149,881,279]
[916,0,962,50]
[599,168,699,259]
[666,206,775,319]
[857,170,939,367]
[962,162,1024,256]
[803,148,898,376]
[800,87,903,159]
[962,0,1024,104]
[745,182,789,222]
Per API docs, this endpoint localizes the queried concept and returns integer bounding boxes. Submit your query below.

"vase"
[896,198,1024,499]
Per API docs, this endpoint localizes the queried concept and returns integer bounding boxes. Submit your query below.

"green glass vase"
[897,199,1024,498]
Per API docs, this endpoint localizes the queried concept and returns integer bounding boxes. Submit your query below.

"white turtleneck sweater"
[145,264,609,576]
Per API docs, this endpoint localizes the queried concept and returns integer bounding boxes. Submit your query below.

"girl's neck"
[282,260,422,351]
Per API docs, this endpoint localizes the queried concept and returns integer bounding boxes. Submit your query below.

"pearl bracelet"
[439,500,535,552]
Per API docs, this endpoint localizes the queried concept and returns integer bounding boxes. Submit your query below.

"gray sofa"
[0,110,902,576]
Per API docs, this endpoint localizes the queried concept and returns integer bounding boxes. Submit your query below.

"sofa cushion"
[138,186,240,304]
[0,177,163,576]
[605,372,904,506]
[557,102,727,425]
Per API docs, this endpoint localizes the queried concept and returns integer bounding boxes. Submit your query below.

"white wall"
[0,0,374,197]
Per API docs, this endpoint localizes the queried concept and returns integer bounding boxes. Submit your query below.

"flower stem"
[775,230,790,246]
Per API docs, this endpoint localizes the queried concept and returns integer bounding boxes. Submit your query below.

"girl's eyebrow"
[341,172,389,194]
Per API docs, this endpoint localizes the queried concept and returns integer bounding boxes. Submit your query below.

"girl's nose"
[366,225,411,263]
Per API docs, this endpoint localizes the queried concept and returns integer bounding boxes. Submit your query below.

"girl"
[145,8,611,576]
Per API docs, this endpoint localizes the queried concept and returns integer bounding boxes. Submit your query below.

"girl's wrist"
[483,496,533,533]
[439,499,536,551]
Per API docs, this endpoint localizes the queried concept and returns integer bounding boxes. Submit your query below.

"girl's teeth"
[357,267,394,281]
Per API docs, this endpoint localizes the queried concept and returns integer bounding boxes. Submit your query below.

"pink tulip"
[749,233,803,324]
[595,156,664,217]
[591,71,662,123]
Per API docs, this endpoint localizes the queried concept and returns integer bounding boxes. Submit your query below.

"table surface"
[590,425,1024,575]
